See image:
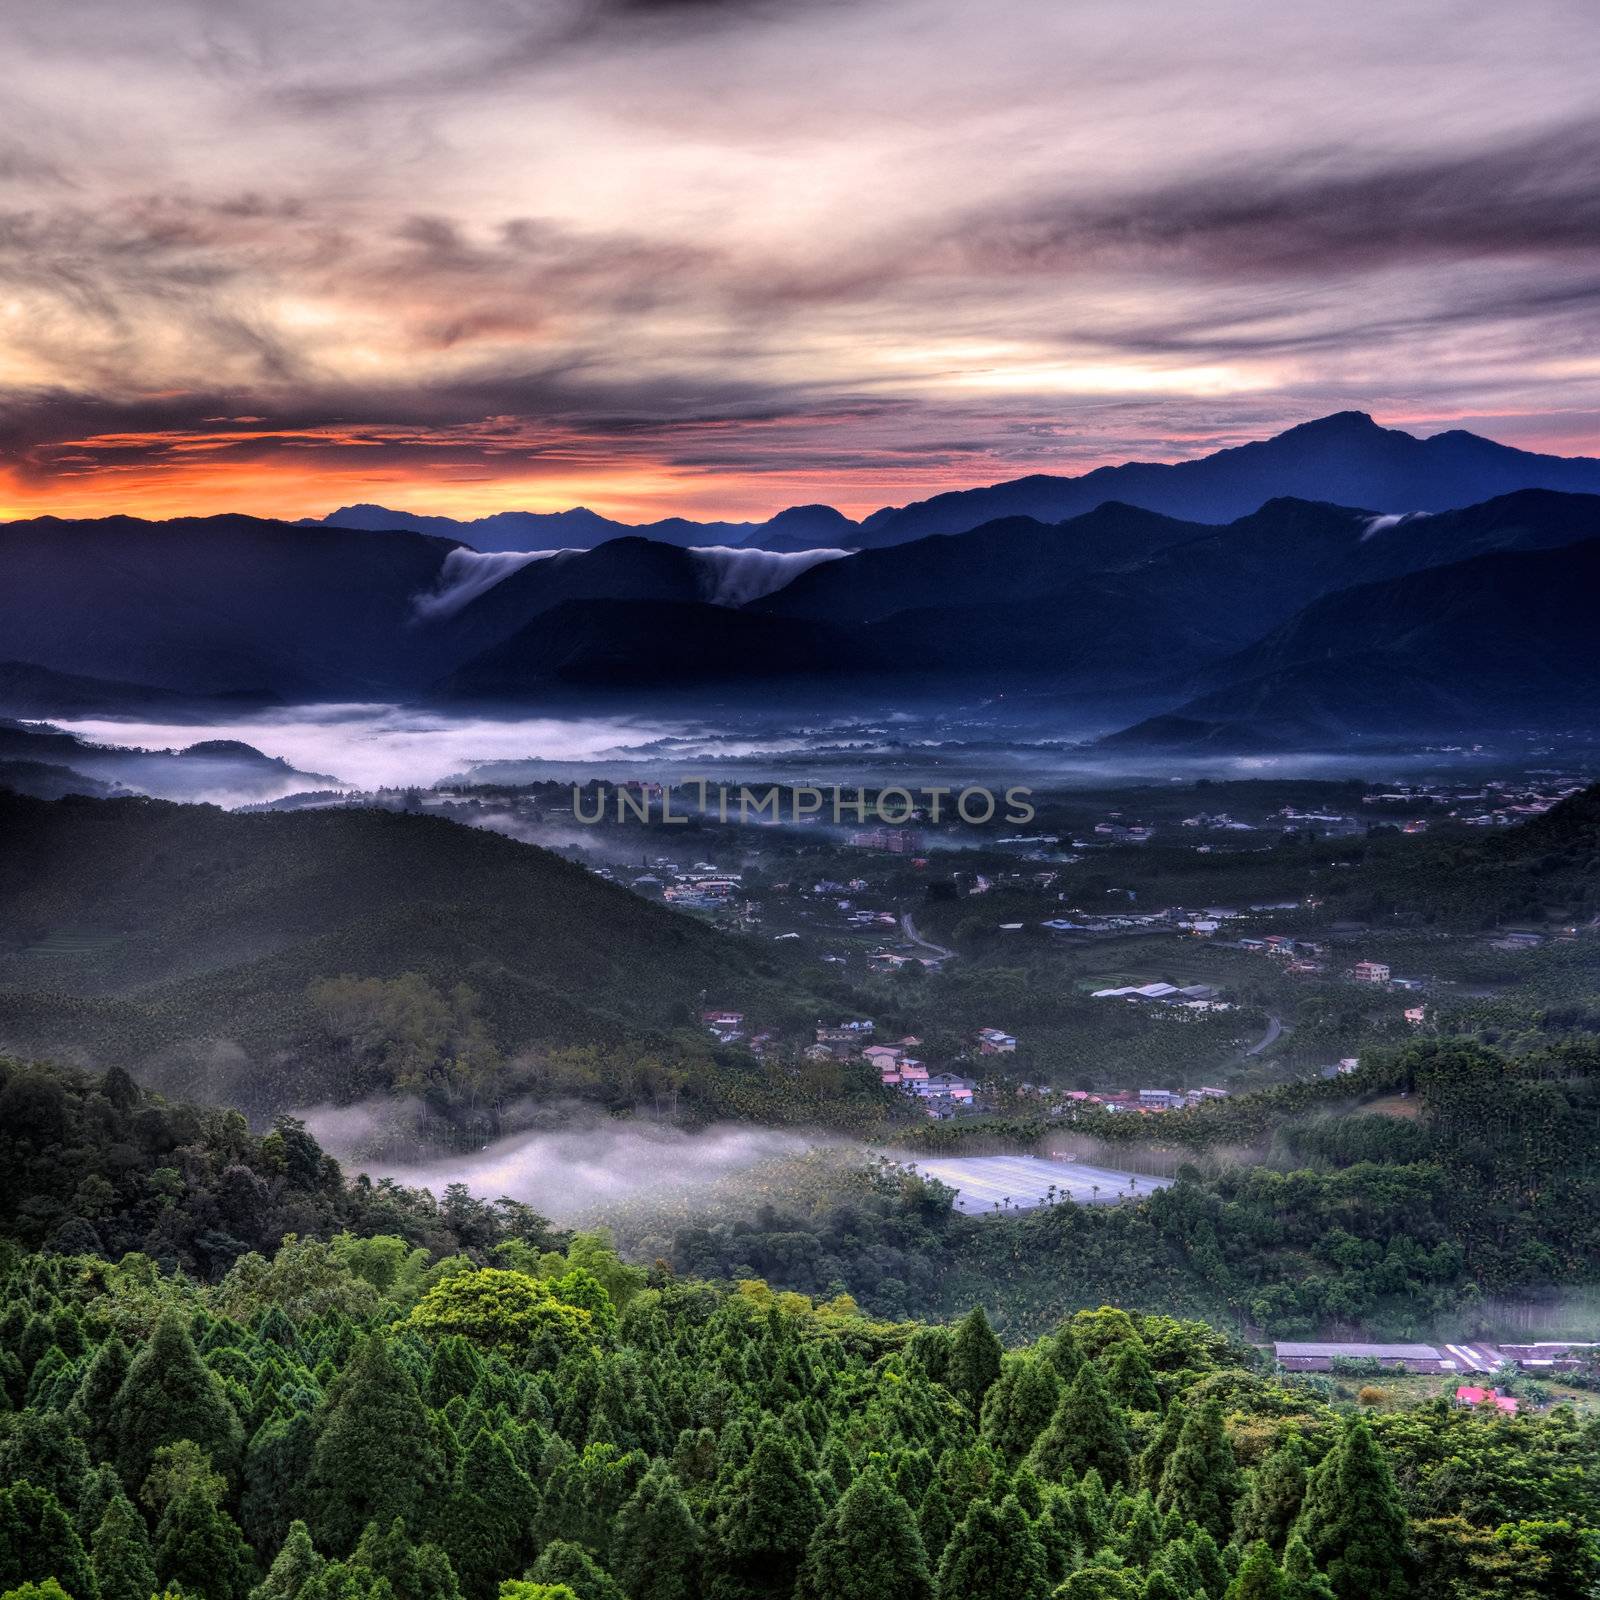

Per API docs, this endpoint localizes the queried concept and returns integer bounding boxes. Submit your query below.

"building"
[1455,1386,1519,1414]
[976,1027,1016,1054]
[1274,1341,1456,1374]
[1352,960,1391,983]
[1404,1005,1428,1026]
[1138,1088,1183,1110]
[850,826,925,854]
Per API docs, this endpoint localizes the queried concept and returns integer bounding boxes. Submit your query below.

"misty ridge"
[413,544,852,621]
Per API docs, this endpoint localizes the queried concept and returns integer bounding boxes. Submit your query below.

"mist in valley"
[35,698,1543,812]
[300,1097,842,1222]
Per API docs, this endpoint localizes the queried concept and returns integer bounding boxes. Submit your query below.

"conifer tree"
[1157,1536,1205,1598]
[349,1516,463,1600]
[1225,1541,1285,1600]
[1279,1537,1336,1600]
[1118,1491,1160,1569]
[109,1309,243,1489]
[795,1471,931,1600]
[1138,1397,1187,1493]
[946,1308,1003,1418]
[890,1448,930,1508]
[154,1481,255,1600]
[820,1439,855,1501]
[307,1333,443,1554]
[915,1477,955,1568]
[1057,1571,1138,1600]
[1190,1529,1228,1600]
[707,1427,823,1600]
[440,1429,539,1600]
[526,1540,624,1600]
[904,1328,951,1388]
[76,1464,123,1545]
[1026,1363,1130,1486]
[1234,1434,1308,1554]
[426,1339,485,1408]
[1045,1324,1085,1382]
[90,1489,155,1600]
[0,1411,91,1520]
[978,1355,1060,1465]
[609,1462,700,1600]
[297,1557,389,1600]
[1141,1572,1181,1600]
[1033,1485,1086,1589]
[241,1409,316,1553]
[250,1521,325,1600]
[1291,1420,1408,1600]
[1156,1400,1240,1543]
[67,1338,131,1466]
[932,1494,1048,1600]
[0,1482,97,1600]
[1106,1341,1163,1414]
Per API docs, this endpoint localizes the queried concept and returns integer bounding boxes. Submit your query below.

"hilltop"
[0,790,831,1114]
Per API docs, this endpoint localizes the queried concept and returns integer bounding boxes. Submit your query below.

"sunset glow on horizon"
[5,0,1600,525]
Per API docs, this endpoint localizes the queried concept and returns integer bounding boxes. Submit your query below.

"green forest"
[2,1040,1600,1599]
[2,1139,1597,1600]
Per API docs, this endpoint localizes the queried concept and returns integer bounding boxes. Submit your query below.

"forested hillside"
[2,1132,1597,1600]
[5,1033,1599,1344]
[0,793,849,1118]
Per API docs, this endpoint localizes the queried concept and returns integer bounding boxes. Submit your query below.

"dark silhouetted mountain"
[312,500,861,552]
[1093,715,1288,754]
[417,539,853,666]
[853,412,1600,546]
[756,504,1202,624]
[0,720,335,802]
[1332,488,1600,581]
[0,513,460,697]
[11,482,1600,716]
[0,759,122,801]
[0,660,281,720]
[760,497,1386,665]
[436,598,875,697]
[737,503,860,551]
[762,488,1600,674]
[1174,539,1600,734]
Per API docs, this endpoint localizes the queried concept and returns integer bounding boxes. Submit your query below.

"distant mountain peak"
[1285,409,1382,434]
[850,409,1600,546]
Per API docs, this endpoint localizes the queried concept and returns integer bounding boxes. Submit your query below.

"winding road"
[1244,1012,1285,1057]
[901,912,957,963]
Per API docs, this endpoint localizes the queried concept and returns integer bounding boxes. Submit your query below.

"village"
[339,764,1600,1106]
[696,1002,1241,1121]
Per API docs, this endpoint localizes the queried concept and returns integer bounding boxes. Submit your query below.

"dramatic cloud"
[2,0,1599,520]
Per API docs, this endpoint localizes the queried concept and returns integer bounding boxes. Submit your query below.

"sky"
[4,0,1600,523]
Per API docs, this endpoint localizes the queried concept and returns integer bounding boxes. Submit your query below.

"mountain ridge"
[293,411,1600,552]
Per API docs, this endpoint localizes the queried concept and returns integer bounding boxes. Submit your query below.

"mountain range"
[5,412,1600,746]
[311,500,860,553]
[309,411,1600,551]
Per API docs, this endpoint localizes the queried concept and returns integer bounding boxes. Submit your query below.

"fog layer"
[303,1103,828,1220]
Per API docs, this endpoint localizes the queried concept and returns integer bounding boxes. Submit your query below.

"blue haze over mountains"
[3,412,1600,743]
